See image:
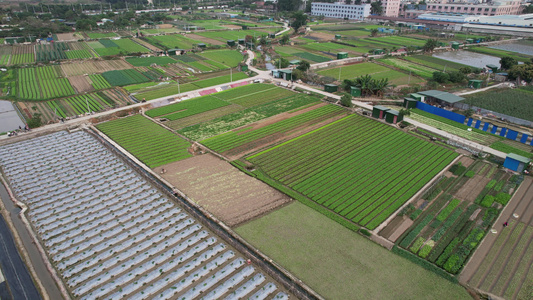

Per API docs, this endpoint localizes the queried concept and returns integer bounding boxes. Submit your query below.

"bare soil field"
[460,177,533,300]
[156,154,291,227]
[132,38,162,52]
[55,32,79,41]
[308,31,335,41]
[61,60,131,76]
[186,34,225,46]
[68,75,95,93]
[455,175,491,202]
[222,25,242,30]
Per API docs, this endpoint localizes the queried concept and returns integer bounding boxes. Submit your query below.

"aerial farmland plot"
[0,131,291,300]
[240,114,458,230]
[381,157,519,276]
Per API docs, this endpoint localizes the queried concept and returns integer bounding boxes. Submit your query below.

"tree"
[340,93,353,107]
[276,57,290,68]
[278,0,302,11]
[291,11,308,32]
[432,71,449,83]
[292,69,304,81]
[508,63,533,83]
[280,34,290,45]
[296,60,310,72]
[448,71,466,83]
[423,39,439,52]
[399,109,410,118]
[500,56,518,70]
[465,109,474,118]
[459,66,472,74]
[370,1,383,15]
[27,113,42,128]
[523,5,533,14]
[370,28,378,37]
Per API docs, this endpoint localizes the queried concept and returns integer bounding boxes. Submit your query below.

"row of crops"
[17,66,76,100]
[147,95,230,120]
[96,115,192,168]
[396,160,518,275]
[246,114,458,230]
[88,74,112,90]
[101,69,150,86]
[202,105,345,153]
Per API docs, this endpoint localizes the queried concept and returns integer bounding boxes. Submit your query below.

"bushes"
[436,199,461,221]
[480,195,495,207]
[410,237,426,253]
[495,193,512,205]
[392,246,458,283]
[449,163,466,176]
[486,179,497,189]
[400,215,434,248]
[465,170,475,178]
[436,237,460,266]
[409,209,423,220]
[418,241,434,258]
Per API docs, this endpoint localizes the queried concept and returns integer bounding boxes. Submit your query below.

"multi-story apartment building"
[381,0,402,17]
[311,2,371,20]
[421,0,522,16]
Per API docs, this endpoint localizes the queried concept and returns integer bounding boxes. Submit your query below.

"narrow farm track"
[461,177,533,300]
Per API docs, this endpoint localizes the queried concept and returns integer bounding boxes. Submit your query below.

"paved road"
[0,214,41,300]
[0,184,63,300]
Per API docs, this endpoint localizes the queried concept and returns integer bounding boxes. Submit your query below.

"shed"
[468,79,483,89]
[242,25,248,30]
[324,84,338,93]
[495,72,508,82]
[372,105,390,119]
[289,59,301,65]
[335,34,341,39]
[227,40,236,46]
[337,52,348,59]
[465,38,474,44]
[404,97,417,109]
[350,86,361,97]
[238,39,245,45]
[167,48,181,55]
[410,93,424,101]
[486,64,499,73]
[451,42,461,49]
[503,153,530,172]
[417,90,464,106]
[269,33,276,38]
[279,69,292,81]
[197,43,206,48]
[385,109,403,124]
[271,70,281,78]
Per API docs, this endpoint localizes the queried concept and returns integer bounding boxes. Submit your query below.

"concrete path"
[457,83,508,96]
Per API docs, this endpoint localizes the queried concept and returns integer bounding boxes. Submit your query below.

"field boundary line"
[0,174,69,300]
[373,154,462,235]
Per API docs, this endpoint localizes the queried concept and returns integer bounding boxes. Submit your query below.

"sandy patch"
[455,175,491,202]
[69,75,95,93]
[157,154,291,227]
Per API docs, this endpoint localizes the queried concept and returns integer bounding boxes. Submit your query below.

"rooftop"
[507,153,531,164]
[418,90,465,104]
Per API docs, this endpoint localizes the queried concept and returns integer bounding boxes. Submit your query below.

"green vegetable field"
[246,114,458,229]
[17,66,76,100]
[96,115,192,168]
[101,69,150,86]
[125,56,178,67]
[463,88,533,122]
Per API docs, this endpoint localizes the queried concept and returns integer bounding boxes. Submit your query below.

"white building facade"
[311,2,371,20]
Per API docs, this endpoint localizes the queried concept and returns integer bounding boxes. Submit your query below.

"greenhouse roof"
[418,90,464,104]
[507,153,531,164]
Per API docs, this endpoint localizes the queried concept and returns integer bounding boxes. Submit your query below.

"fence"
[416,101,466,124]
[454,102,533,128]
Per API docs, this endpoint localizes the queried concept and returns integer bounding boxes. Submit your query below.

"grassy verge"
[235,201,471,300]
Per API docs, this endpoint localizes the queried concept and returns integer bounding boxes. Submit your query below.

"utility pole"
[178,79,180,94]
[230,68,232,82]
[338,66,342,81]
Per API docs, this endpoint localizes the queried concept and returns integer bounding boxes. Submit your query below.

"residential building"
[381,0,402,17]
[311,2,371,20]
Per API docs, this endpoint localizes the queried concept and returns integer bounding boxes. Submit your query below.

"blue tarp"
[482,123,489,131]
[475,120,481,129]
[500,128,507,137]
[416,102,466,124]
[467,118,473,126]
[520,134,529,144]
[491,125,498,134]
[506,130,518,141]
